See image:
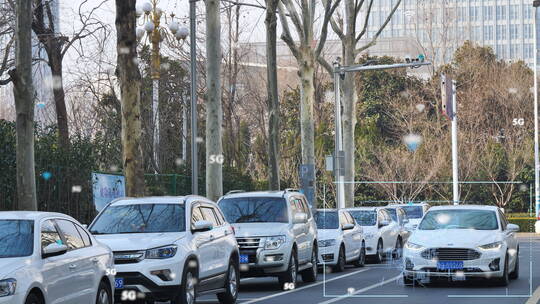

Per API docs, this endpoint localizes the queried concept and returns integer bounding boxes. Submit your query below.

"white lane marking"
[526,286,540,304]
[239,268,371,304]
[318,275,402,304]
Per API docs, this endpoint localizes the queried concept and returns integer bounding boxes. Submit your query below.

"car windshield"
[90,204,185,234]
[0,220,34,258]
[349,211,377,226]
[219,197,288,223]
[314,211,339,229]
[419,209,499,230]
[385,208,397,221]
[401,206,424,219]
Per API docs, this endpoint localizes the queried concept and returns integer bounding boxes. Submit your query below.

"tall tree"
[9,0,37,210]
[32,0,106,150]
[278,0,339,205]
[115,0,145,197]
[205,0,223,201]
[266,0,280,190]
[319,0,401,207]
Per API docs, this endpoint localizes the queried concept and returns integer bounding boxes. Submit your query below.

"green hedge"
[508,218,536,232]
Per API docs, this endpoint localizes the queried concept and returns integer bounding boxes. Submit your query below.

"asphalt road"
[198,236,540,304]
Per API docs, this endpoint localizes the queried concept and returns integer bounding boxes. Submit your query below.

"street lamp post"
[189,0,198,195]
[137,1,188,173]
[533,0,540,232]
[332,58,431,209]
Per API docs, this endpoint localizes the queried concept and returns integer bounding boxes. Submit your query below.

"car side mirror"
[42,243,68,259]
[507,223,519,232]
[342,223,354,230]
[293,213,308,224]
[379,220,390,227]
[192,220,213,233]
[81,224,88,229]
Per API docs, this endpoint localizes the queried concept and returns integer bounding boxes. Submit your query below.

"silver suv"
[218,190,318,290]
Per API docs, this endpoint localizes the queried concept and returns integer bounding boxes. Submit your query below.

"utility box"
[300,164,315,208]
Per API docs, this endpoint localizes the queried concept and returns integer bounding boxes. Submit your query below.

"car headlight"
[265,236,286,250]
[0,279,16,297]
[404,242,424,251]
[479,241,503,251]
[146,245,178,259]
[318,239,337,247]
[364,233,375,239]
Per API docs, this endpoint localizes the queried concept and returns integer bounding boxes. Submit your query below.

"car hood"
[317,229,341,240]
[409,229,500,248]
[0,257,29,279]
[94,232,186,251]
[231,223,290,238]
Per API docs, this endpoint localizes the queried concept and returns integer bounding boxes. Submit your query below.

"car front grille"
[420,267,483,273]
[113,250,145,264]
[236,237,262,249]
[421,248,481,261]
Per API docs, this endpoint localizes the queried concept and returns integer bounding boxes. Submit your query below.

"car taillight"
[231,226,235,235]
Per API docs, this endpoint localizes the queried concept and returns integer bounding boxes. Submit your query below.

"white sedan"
[403,205,519,286]
[346,207,402,263]
[314,209,365,272]
[0,211,114,304]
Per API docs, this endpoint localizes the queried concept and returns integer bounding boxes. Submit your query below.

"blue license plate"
[114,278,124,289]
[239,254,249,264]
[437,261,463,270]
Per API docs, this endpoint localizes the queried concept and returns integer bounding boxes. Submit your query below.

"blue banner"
[91,172,126,212]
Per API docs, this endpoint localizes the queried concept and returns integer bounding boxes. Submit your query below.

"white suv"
[0,211,114,304]
[218,190,318,290]
[345,207,401,263]
[89,196,239,304]
[314,209,365,272]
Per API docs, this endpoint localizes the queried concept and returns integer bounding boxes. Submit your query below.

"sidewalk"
[517,232,540,239]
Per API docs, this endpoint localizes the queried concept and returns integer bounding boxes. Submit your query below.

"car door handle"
[91,257,99,263]
[68,264,77,270]
[209,235,215,241]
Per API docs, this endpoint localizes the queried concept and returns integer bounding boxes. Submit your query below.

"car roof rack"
[225,190,245,195]
[283,188,300,193]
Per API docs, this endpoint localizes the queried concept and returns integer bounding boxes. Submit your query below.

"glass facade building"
[362,0,539,67]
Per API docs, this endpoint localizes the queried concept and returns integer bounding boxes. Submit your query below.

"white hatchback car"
[388,203,430,230]
[0,211,114,304]
[345,207,401,263]
[314,209,365,271]
[89,196,239,304]
[403,205,519,286]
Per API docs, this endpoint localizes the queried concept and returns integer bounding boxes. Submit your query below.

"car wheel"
[279,250,298,290]
[354,241,366,267]
[301,246,318,282]
[171,261,198,304]
[25,293,43,304]
[495,254,510,287]
[96,281,112,304]
[334,246,346,272]
[393,237,403,259]
[217,259,240,304]
[509,249,519,280]
[374,239,384,263]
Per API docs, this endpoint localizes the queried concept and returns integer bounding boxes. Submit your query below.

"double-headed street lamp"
[136,0,188,173]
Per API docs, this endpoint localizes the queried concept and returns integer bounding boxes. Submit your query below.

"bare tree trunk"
[10,0,37,210]
[205,0,223,201]
[49,59,70,149]
[342,6,357,206]
[298,53,316,168]
[115,0,145,197]
[266,0,280,190]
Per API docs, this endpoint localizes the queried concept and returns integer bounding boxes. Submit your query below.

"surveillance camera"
[404,54,412,63]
